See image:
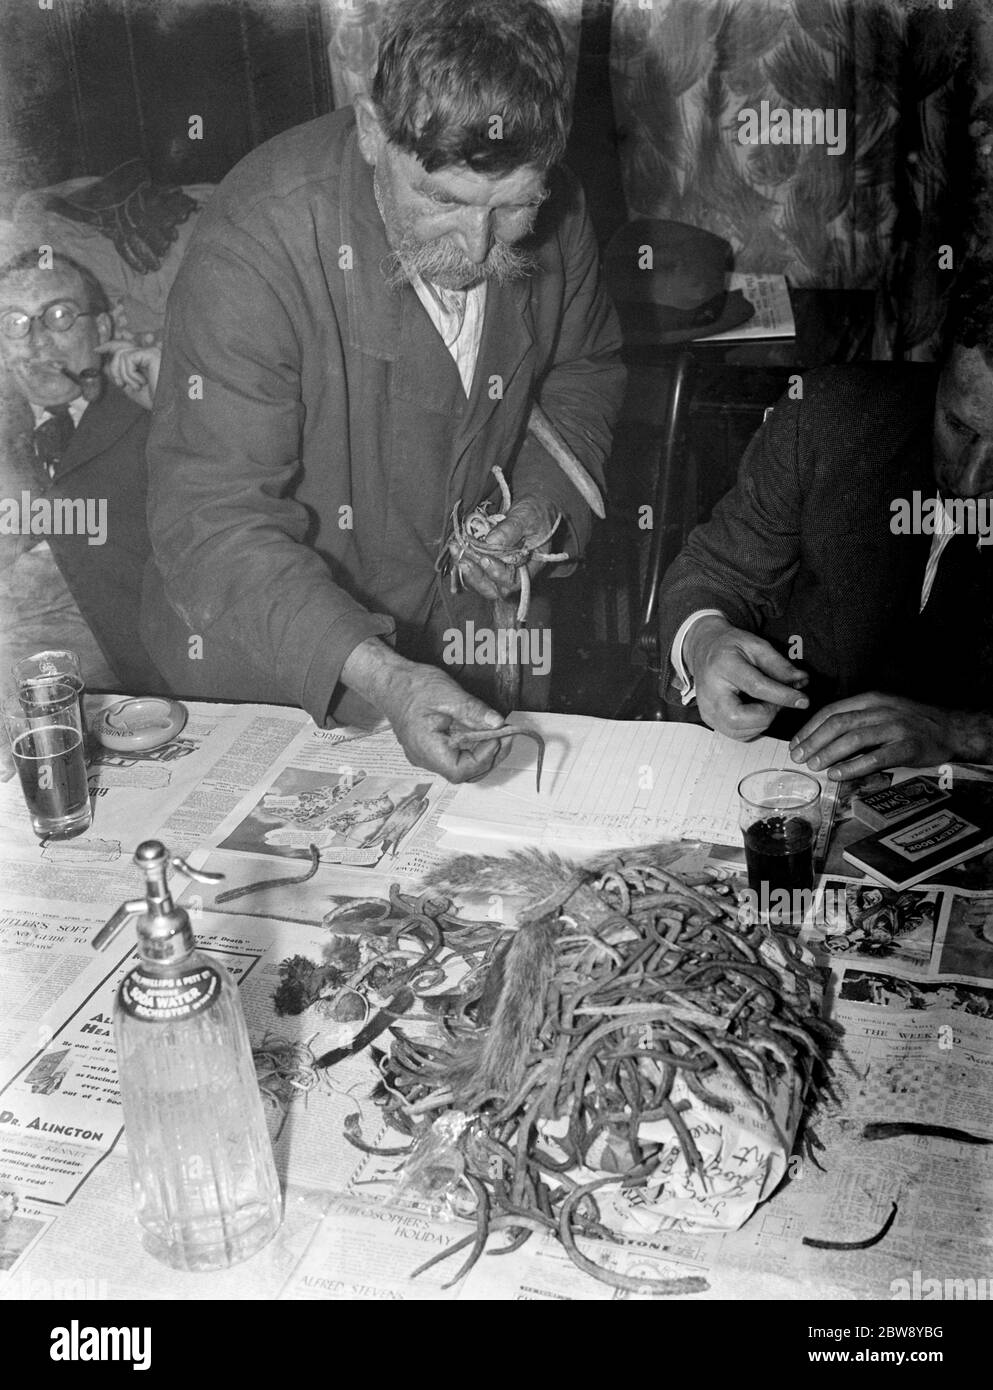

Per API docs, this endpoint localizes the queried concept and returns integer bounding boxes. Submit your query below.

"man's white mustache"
[384,234,537,289]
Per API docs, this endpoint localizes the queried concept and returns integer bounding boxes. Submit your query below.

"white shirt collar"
[29,396,88,428]
[410,276,487,395]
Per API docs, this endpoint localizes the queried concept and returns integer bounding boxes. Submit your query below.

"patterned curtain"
[610,0,993,357]
[315,0,993,358]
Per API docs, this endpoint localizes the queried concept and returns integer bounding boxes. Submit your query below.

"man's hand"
[455,496,560,602]
[340,639,509,783]
[96,341,161,411]
[790,693,993,781]
[685,615,810,740]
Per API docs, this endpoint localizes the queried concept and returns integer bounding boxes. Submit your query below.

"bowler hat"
[604,218,754,346]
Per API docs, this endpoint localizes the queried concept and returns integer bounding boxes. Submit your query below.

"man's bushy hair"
[0,249,110,317]
[372,0,570,174]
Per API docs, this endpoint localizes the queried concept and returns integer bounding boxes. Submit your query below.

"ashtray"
[92,697,188,752]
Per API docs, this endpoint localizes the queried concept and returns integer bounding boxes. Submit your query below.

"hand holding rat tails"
[340,639,512,784]
[443,466,569,623]
[449,724,546,792]
[441,396,608,622]
[441,466,571,710]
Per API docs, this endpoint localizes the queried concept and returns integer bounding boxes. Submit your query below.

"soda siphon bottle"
[94,841,282,1271]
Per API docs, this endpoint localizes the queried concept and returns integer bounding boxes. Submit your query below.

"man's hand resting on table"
[790,692,993,781]
[341,639,510,783]
[454,497,561,603]
[684,615,810,740]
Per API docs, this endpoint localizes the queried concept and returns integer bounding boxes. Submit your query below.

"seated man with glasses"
[0,249,163,691]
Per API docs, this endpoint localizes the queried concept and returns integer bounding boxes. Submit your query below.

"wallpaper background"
[322,0,993,358]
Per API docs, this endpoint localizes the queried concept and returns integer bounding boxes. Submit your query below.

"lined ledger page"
[440,713,820,851]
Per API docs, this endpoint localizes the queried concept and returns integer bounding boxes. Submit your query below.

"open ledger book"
[439,712,836,857]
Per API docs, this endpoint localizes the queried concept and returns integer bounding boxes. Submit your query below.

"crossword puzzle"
[848,1053,973,1126]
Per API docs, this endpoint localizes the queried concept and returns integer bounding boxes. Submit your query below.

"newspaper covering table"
[1,701,992,1301]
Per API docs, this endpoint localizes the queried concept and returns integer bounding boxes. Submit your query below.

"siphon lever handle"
[92,899,147,952]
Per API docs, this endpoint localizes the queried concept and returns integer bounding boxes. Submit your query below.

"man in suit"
[143,0,624,782]
[658,271,993,780]
[0,250,162,692]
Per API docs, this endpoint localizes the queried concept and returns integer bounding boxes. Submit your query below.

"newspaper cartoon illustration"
[220,767,432,867]
[24,1048,72,1096]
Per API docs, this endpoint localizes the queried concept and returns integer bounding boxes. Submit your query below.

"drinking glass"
[2,681,91,839]
[13,648,83,698]
[13,649,88,758]
[738,769,822,901]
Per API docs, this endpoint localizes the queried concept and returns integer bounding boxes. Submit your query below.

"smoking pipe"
[60,364,104,402]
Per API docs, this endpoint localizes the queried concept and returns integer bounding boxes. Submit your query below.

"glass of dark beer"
[738,769,821,904]
[2,681,91,839]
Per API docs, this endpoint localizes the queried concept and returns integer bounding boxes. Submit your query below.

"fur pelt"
[419,841,692,1108]
[422,841,691,919]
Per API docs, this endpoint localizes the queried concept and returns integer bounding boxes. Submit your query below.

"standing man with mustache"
[143,0,624,780]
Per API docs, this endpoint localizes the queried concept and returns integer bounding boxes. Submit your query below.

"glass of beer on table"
[737,769,822,905]
[2,679,91,839]
[13,648,90,761]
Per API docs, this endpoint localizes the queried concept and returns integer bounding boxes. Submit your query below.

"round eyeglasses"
[0,302,93,340]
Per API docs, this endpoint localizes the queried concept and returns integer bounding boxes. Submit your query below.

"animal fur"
[420,842,691,1108]
[422,842,692,925]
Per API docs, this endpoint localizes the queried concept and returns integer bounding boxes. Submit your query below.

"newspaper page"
[3,735,993,1300]
[186,720,460,886]
[0,1154,330,1301]
[703,272,796,342]
[782,788,993,1301]
[0,900,121,1068]
[0,700,312,904]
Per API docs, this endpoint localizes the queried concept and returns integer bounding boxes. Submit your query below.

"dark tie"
[33,404,75,478]
[913,530,993,708]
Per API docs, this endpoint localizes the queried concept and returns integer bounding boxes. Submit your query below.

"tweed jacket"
[658,366,941,719]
